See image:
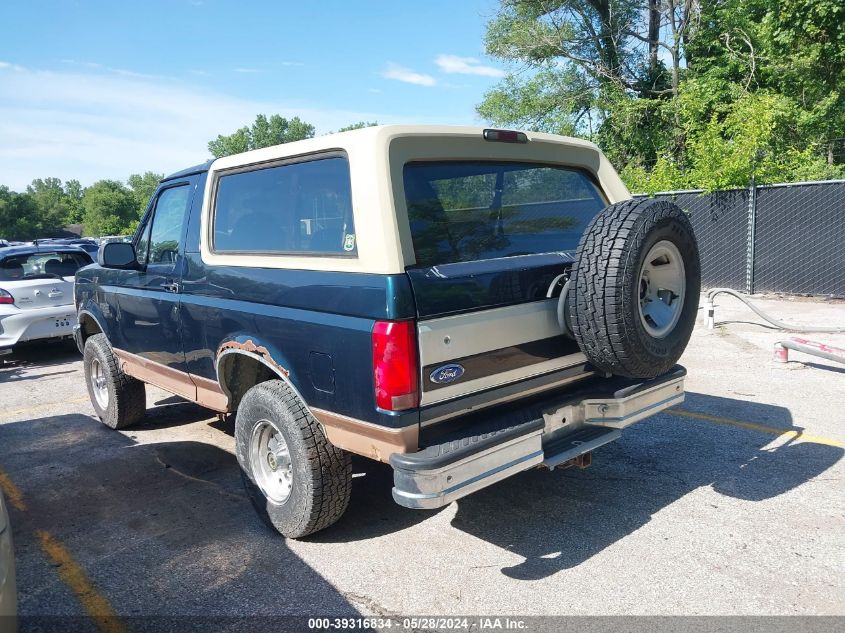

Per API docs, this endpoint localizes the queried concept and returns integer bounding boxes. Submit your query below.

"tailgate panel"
[418,298,584,405]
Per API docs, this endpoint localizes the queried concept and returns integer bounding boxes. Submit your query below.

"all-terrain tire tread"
[235,380,352,538]
[84,333,145,429]
[569,198,700,378]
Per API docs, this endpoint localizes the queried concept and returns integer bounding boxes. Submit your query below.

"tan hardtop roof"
[209,125,605,170]
[201,124,631,274]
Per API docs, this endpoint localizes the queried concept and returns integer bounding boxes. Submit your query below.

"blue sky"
[0,0,504,190]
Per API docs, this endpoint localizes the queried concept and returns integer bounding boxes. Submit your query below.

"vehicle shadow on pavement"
[0,342,79,383]
[447,391,843,580]
[0,413,362,619]
[309,456,448,543]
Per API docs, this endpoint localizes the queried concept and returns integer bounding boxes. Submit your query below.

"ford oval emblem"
[429,363,465,385]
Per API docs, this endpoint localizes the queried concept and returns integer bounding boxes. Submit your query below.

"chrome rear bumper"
[391,366,686,509]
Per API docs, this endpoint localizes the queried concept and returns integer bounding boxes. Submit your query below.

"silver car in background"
[0,245,93,355]
[0,489,15,622]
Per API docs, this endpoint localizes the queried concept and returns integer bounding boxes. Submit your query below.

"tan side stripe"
[311,407,418,463]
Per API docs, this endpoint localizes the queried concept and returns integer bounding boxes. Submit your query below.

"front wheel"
[235,380,352,538]
[83,333,146,429]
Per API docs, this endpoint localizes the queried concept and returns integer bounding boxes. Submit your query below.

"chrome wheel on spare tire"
[569,198,701,379]
[637,240,686,339]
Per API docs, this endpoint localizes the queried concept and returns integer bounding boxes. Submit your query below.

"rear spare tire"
[569,198,700,379]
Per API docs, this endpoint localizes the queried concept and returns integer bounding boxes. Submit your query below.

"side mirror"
[99,242,140,269]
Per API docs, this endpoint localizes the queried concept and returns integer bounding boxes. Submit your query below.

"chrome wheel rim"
[249,420,293,505]
[90,358,109,409]
[638,240,686,339]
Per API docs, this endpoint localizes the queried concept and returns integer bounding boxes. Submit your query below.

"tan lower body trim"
[311,407,418,463]
[112,348,228,412]
[113,348,196,401]
[192,374,229,412]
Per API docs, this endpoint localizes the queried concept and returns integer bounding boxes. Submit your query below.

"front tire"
[83,333,146,429]
[235,380,352,538]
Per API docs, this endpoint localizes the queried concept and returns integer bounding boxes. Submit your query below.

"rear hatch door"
[402,160,607,405]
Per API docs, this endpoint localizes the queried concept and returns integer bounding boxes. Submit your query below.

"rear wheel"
[569,198,701,378]
[83,333,146,429]
[235,380,352,538]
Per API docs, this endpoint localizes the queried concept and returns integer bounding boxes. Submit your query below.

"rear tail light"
[372,320,419,411]
[0,289,13,305]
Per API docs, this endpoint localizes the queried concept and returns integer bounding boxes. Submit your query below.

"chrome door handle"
[161,281,179,293]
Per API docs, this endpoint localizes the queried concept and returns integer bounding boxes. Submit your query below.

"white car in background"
[0,489,15,621]
[0,245,93,355]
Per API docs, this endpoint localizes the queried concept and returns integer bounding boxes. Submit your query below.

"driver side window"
[143,185,191,268]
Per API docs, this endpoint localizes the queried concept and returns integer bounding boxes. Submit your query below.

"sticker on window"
[343,234,356,252]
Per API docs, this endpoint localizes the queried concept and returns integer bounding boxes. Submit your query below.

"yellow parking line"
[0,469,26,511]
[0,467,126,633]
[669,408,845,448]
[0,396,90,420]
[36,530,128,633]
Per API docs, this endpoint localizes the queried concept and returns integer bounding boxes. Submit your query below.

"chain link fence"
[634,180,845,296]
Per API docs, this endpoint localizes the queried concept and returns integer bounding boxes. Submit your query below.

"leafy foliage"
[127,172,164,216]
[479,0,845,191]
[207,114,316,158]
[0,186,49,241]
[81,180,138,237]
[334,121,379,133]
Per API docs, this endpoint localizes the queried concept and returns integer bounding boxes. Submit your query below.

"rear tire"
[83,333,146,429]
[235,380,352,538]
[569,198,701,378]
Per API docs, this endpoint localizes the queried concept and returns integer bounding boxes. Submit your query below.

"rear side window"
[0,251,91,281]
[213,156,356,256]
[404,161,606,266]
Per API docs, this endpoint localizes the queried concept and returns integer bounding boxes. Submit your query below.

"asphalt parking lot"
[0,294,843,626]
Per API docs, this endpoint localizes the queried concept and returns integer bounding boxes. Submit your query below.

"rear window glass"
[0,251,91,281]
[403,161,606,266]
[213,156,356,255]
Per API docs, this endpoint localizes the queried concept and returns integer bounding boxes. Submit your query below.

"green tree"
[479,0,845,191]
[27,177,70,231]
[64,179,85,224]
[334,121,379,133]
[0,187,43,240]
[127,172,163,216]
[208,114,316,158]
[81,180,138,237]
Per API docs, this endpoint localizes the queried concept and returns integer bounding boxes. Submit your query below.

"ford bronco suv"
[74,126,700,538]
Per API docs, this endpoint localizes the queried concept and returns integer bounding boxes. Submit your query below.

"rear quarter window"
[212,155,356,256]
[404,161,606,267]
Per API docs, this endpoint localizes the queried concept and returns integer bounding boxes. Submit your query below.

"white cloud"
[434,54,505,78]
[233,67,262,74]
[0,65,420,190]
[0,61,26,72]
[381,63,436,87]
